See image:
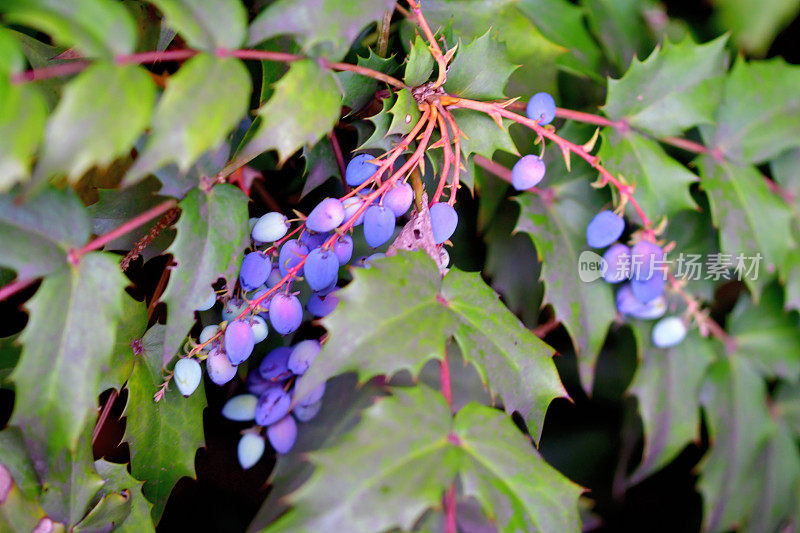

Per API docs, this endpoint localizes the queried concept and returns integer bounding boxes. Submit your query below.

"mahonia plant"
[0,0,799,531]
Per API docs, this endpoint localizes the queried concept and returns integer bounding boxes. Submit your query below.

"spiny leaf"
[449,109,518,160]
[248,0,396,61]
[295,251,564,438]
[125,54,250,185]
[715,0,800,56]
[31,63,155,187]
[0,78,47,192]
[358,97,397,153]
[387,89,420,137]
[160,184,248,366]
[404,35,434,87]
[700,57,800,164]
[0,466,49,532]
[0,0,137,57]
[239,59,341,165]
[99,295,148,393]
[583,0,656,73]
[0,427,40,501]
[10,253,128,461]
[147,0,247,50]
[0,187,90,279]
[443,30,517,100]
[124,325,205,522]
[85,460,154,533]
[604,35,728,137]
[338,50,396,113]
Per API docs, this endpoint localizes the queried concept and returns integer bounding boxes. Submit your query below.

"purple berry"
[299,230,330,250]
[206,348,237,385]
[239,252,271,291]
[429,203,458,244]
[258,346,292,381]
[266,266,283,288]
[526,92,556,125]
[631,275,665,304]
[383,182,414,216]
[298,382,326,406]
[224,320,255,365]
[306,198,344,233]
[307,291,339,317]
[602,244,631,283]
[511,155,546,190]
[304,248,339,291]
[278,239,309,277]
[255,386,292,426]
[294,400,322,422]
[269,293,303,334]
[287,340,320,375]
[363,205,396,248]
[247,371,272,396]
[586,210,624,248]
[343,196,367,226]
[616,284,666,319]
[346,153,380,186]
[333,234,353,266]
[267,415,297,454]
[630,240,664,281]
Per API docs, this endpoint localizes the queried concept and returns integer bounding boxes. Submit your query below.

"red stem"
[69,200,178,265]
[0,277,36,302]
[328,131,348,191]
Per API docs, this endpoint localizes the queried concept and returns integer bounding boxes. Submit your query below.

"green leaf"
[80,460,154,533]
[160,184,248,366]
[515,171,616,391]
[99,295,148,392]
[0,187,89,280]
[0,78,47,193]
[124,325,206,522]
[338,50,396,113]
[775,380,800,439]
[599,128,698,216]
[146,0,247,50]
[443,31,517,100]
[125,54,250,185]
[404,35,434,86]
[295,251,564,438]
[31,63,155,187]
[10,253,128,460]
[715,0,800,56]
[450,109,518,160]
[728,282,800,381]
[603,35,728,137]
[0,466,49,532]
[8,29,68,109]
[698,156,795,297]
[302,140,340,199]
[0,28,26,74]
[628,328,716,484]
[248,0,395,60]
[700,58,800,164]
[387,89,420,137]
[698,357,774,533]
[239,60,341,166]
[0,0,137,57]
[0,428,40,500]
[358,98,397,153]
[583,0,657,72]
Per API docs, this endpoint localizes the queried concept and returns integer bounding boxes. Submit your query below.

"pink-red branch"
[0,277,36,303]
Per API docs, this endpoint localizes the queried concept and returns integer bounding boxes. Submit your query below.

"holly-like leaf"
[99,295,148,393]
[700,58,800,164]
[124,325,206,522]
[449,109,518,160]
[583,0,657,73]
[728,282,800,381]
[515,170,616,392]
[295,251,564,439]
[387,89,421,137]
[248,0,396,60]
[268,386,580,532]
[0,0,137,57]
[698,357,774,533]
[160,184,248,366]
[0,465,49,532]
[599,128,698,217]
[302,140,341,199]
[0,187,90,279]
[443,30,517,100]
[338,50,396,113]
[125,54,250,185]
[0,79,47,193]
[10,253,128,461]
[147,0,247,50]
[239,60,341,166]
[714,0,800,56]
[0,428,40,501]
[628,328,716,484]
[404,35,434,87]
[358,97,397,153]
[604,35,728,137]
[698,156,795,298]
[79,460,154,533]
[31,63,155,187]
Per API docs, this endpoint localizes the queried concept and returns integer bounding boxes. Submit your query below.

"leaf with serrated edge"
[125,54,250,185]
[147,0,246,50]
[239,60,340,166]
[338,50,396,113]
[359,97,397,153]
[698,156,795,298]
[31,63,155,187]
[450,109,518,159]
[0,427,40,500]
[515,176,615,392]
[124,325,205,522]
[160,184,248,365]
[87,460,154,533]
[604,35,728,137]
[404,34,434,86]
[295,251,564,439]
[628,327,715,484]
[0,79,47,192]
[600,128,697,217]
[248,0,395,60]
[0,187,90,279]
[387,89,421,137]
[443,30,517,100]
[11,253,128,461]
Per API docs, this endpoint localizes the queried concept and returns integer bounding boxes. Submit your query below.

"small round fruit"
[237,433,265,470]
[198,324,219,348]
[602,244,632,283]
[342,196,367,226]
[250,315,269,343]
[305,198,345,233]
[173,358,202,397]
[269,294,303,335]
[221,298,248,322]
[526,92,556,125]
[511,155,546,190]
[224,320,255,365]
[631,275,665,304]
[307,291,339,318]
[429,203,458,244]
[266,266,283,288]
[383,181,414,216]
[246,371,271,396]
[363,205,396,248]
[346,153,380,186]
[195,288,217,311]
[239,252,271,291]
[294,400,322,422]
[222,394,258,421]
[287,340,321,375]
[206,348,237,385]
[615,284,666,320]
[652,316,687,348]
[258,346,292,381]
[298,382,326,406]
[252,212,290,243]
[278,239,309,277]
[255,386,292,426]
[267,415,297,454]
[586,211,625,248]
[630,240,664,281]
[304,248,339,291]
[333,234,353,266]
